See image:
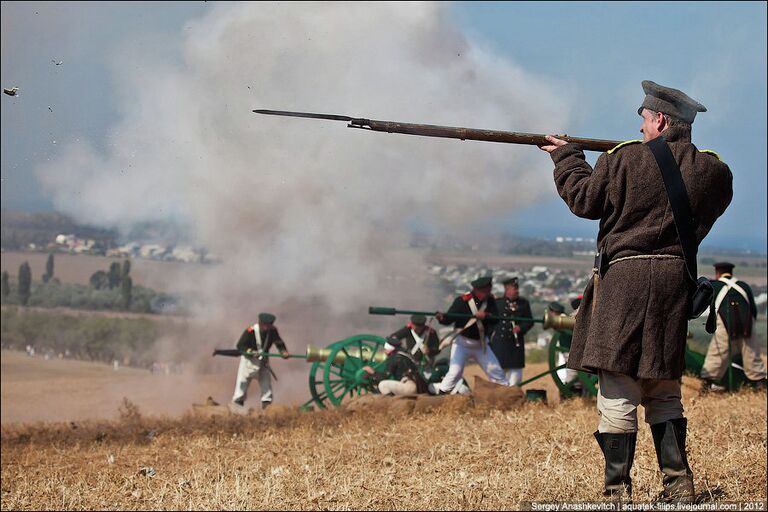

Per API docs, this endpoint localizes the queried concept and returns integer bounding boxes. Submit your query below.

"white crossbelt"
[438,298,487,351]
[253,323,263,353]
[714,276,750,314]
[467,299,486,347]
[410,328,425,356]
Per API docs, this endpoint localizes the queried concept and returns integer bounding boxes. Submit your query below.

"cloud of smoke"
[36,3,572,366]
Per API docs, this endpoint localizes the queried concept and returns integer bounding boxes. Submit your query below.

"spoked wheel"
[307,359,330,409]
[322,334,387,407]
[548,331,598,399]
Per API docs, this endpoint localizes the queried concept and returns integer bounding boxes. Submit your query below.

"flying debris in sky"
[48,106,53,112]
[52,60,63,66]
[3,87,19,96]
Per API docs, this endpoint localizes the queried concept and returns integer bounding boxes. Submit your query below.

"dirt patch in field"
[0,350,302,424]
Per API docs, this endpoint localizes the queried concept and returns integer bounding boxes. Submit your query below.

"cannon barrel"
[370,305,575,331]
[542,310,576,331]
[305,345,387,364]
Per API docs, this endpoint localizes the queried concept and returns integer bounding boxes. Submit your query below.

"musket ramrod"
[253,109,621,152]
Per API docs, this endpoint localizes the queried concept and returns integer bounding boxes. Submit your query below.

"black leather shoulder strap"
[646,136,698,281]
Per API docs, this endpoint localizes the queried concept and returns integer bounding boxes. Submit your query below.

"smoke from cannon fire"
[34,2,574,397]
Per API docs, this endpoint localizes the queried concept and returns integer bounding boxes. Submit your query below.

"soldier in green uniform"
[363,338,428,395]
[230,313,290,410]
[489,277,534,385]
[387,314,440,365]
[540,81,732,502]
[701,262,767,390]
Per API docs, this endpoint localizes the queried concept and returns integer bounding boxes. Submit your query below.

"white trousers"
[597,370,683,433]
[701,315,767,381]
[232,356,273,404]
[378,378,417,396]
[505,368,523,386]
[438,335,508,393]
[556,351,579,384]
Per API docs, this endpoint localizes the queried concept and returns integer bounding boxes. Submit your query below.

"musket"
[253,109,621,153]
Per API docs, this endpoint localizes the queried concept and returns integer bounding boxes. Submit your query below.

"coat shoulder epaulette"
[698,149,721,160]
[607,140,642,155]
[462,292,473,302]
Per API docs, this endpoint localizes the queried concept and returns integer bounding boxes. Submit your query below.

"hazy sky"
[2,1,766,251]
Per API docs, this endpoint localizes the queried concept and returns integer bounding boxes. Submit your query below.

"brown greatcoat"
[550,125,732,379]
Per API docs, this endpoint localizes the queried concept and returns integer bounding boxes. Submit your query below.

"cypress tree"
[18,262,31,306]
[108,262,122,289]
[42,253,55,283]
[1,271,9,298]
[121,276,133,310]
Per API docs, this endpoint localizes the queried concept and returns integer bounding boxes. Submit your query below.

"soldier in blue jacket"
[489,277,534,385]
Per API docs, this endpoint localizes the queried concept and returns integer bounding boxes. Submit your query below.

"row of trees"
[89,260,132,308]
[1,262,32,305]
[1,254,132,309]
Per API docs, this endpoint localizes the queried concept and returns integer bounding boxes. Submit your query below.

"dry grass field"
[1,370,765,510]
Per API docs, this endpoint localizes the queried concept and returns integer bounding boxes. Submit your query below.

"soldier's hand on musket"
[539,134,568,153]
[475,310,487,320]
[280,351,290,359]
[513,325,522,334]
[435,312,445,322]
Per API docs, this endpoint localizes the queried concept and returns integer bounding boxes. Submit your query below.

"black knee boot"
[594,431,636,499]
[651,418,695,503]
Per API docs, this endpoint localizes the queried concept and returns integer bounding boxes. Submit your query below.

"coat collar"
[659,125,692,143]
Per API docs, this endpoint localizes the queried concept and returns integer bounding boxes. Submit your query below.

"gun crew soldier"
[430,276,508,394]
[230,313,290,410]
[363,337,428,396]
[490,277,534,385]
[540,80,732,502]
[387,314,440,364]
[700,262,767,390]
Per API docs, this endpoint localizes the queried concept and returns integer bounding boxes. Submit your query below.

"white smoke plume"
[37,3,572,355]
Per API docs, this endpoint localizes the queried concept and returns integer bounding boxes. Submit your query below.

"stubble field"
[1,370,765,510]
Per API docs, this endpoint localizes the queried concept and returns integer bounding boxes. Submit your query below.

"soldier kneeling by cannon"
[363,338,428,396]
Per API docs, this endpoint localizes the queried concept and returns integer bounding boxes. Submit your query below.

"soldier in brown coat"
[540,80,732,502]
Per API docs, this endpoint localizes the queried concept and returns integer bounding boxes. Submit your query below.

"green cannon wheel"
[307,359,330,409]
[548,331,598,399]
[323,335,387,407]
[306,335,387,409]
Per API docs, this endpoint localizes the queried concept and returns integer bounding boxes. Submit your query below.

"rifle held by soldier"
[253,109,621,152]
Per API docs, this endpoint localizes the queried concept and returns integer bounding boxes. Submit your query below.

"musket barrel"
[358,119,620,152]
[252,109,621,153]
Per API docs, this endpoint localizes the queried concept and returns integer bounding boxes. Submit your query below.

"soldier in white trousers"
[230,312,289,410]
[431,276,508,394]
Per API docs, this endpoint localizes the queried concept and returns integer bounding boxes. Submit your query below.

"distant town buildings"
[53,233,219,264]
[428,263,590,305]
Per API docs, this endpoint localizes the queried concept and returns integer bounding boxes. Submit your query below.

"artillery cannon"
[369,306,592,399]
[368,306,745,398]
[216,335,398,409]
[215,307,746,410]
